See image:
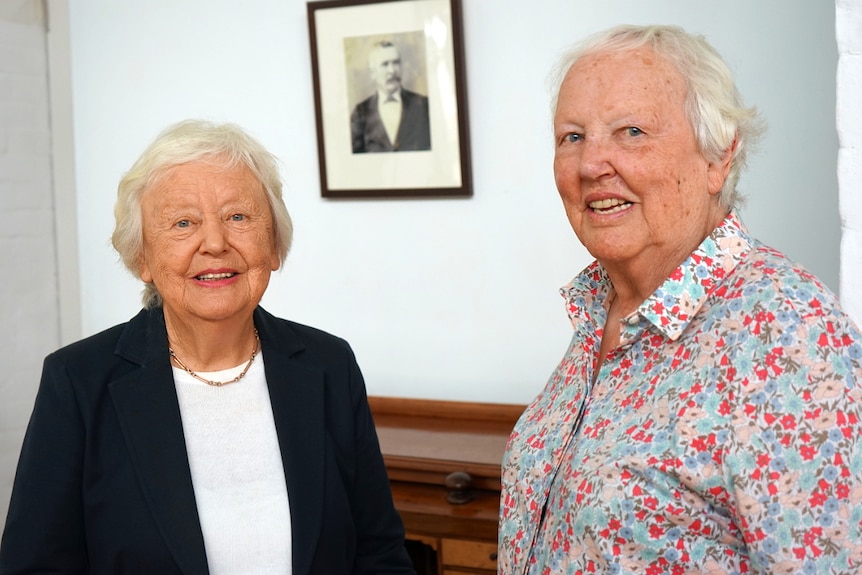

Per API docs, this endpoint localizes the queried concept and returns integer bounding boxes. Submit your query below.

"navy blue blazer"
[0,306,414,575]
[350,89,431,153]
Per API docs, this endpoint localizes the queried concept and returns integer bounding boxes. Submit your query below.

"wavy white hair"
[111,119,293,308]
[549,24,765,210]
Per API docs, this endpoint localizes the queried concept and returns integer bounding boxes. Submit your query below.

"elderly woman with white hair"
[0,120,415,575]
[499,24,862,574]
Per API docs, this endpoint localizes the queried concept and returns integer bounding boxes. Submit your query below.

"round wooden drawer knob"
[445,471,474,505]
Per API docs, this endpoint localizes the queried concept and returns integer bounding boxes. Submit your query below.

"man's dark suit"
[0,306,414,575]
[350,89,431,153]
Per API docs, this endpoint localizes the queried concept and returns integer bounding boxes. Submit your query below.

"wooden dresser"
[368,397,525,575]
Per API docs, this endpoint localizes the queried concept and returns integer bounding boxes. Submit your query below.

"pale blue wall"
[66,0,837,404]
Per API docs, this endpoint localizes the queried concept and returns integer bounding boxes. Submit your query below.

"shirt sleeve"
[725,303,862,574]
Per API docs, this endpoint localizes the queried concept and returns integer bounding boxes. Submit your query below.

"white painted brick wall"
[0,7,61,524]
[838,0,862,324]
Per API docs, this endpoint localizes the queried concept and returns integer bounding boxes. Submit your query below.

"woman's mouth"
[195,272,236,281]
[589,198,631,214]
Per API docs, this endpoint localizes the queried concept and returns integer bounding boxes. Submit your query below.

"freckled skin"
[138,159,280,334]
[553,47,732,309]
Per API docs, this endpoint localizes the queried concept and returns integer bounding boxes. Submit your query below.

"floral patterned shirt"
[499,213,862,575]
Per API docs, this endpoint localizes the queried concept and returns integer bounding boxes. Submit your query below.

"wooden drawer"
[441,538,497,571]
[369,397,521,575]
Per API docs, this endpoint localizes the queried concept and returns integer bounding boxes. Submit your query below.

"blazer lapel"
[108,309,209,575]
[255,308,326,575]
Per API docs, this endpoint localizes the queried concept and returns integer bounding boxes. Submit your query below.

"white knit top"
[173,351,292,575]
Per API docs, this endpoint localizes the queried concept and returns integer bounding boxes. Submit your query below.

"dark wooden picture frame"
[307,0,471,198]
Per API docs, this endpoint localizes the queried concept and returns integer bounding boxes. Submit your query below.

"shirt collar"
[378,89,402,104]
[561,211,754,341]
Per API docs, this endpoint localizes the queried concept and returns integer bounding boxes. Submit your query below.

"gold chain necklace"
[169,329,260,387]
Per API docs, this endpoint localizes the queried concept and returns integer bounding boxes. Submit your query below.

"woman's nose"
[578,137,615,180]
[198,219,228,254]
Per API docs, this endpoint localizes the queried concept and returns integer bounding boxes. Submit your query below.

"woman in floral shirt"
[499,24,862,575]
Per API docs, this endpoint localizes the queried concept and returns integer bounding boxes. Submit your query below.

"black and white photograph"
[346,33,431,154]
[308,0,471,198]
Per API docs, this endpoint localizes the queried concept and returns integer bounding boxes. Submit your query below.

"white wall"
[0,0,60,528]
[65,0,838,405]
[838,0,862,322]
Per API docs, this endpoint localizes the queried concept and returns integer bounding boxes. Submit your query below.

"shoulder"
[401,88,428,103]
[354,93,377,112]
[279,318,351,351]
[254,307,355,364]
[34,310,160,406]
[713,241,862,368]
[45,310,149,373]
[734,241,847,319]
[50,324,125,361]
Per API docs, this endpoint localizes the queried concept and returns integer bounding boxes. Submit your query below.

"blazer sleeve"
[0,354,88,574]
[341,347,415,575]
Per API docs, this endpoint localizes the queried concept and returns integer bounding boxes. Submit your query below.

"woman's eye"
[176,220,191,228]
[564,133,582,143]
[230,214,246,222]
[626,127,643,137]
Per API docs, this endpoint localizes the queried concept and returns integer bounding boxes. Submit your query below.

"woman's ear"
[707,135,737,196]
[138,252,153,283]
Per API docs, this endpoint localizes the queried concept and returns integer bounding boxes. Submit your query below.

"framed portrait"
[307,0,471,198]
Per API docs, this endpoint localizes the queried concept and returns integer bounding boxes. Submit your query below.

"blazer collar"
[108,306,326,575]
[108,307,210,575]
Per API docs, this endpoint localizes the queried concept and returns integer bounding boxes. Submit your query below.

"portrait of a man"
[349,38,431,153]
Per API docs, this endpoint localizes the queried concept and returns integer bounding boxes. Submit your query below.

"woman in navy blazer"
[0,120,415,575]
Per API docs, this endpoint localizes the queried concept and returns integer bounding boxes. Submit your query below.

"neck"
[603,208,729,316]
[602,263,668,318]
[164,310,258,372]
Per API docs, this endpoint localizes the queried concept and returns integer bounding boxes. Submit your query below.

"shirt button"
[627,316,639,325]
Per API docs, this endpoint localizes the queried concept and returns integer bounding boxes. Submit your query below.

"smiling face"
[553,46,731,286]
[138,158,280,328]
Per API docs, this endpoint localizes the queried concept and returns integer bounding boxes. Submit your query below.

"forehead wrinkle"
[154,161,261,198]
[565,49,687,120]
